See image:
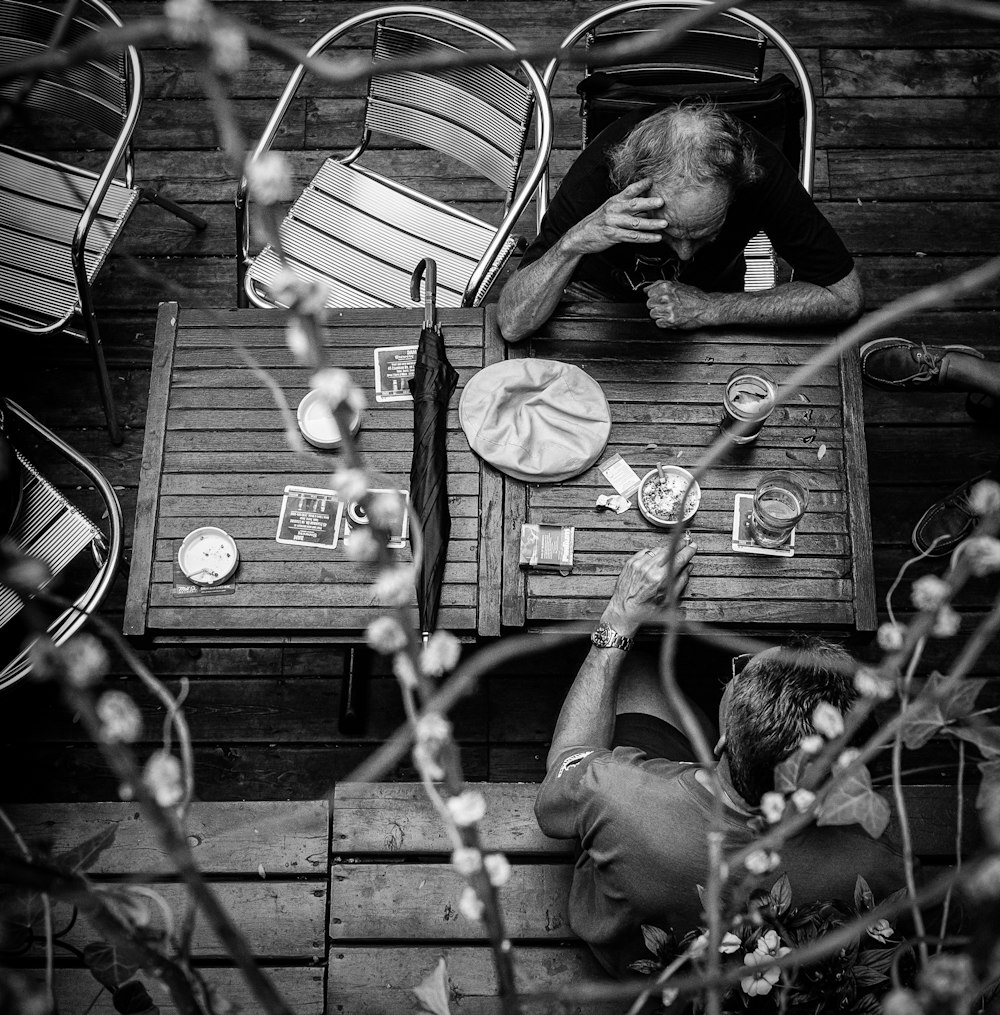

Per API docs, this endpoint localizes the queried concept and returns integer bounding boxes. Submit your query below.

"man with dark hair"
[498,103,863,342]
[535,546,904,976]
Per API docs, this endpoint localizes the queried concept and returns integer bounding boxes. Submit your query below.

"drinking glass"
[720,367,777,444]
[749,471,808,548]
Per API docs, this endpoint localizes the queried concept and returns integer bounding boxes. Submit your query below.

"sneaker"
[911,472,991,557]
[860,338,984,390]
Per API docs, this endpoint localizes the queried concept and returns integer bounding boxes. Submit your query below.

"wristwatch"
[591,622,634,652]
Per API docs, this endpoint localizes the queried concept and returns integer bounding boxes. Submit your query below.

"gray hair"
[607,101,762,193]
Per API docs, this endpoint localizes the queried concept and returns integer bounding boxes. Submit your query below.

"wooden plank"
[824,150,1000,202]
[42,968,324,1015]
[124,301,177,637]
[819,98,1000,148]
[822,48,1000,97]
[478,305,505,637]
[332,783,569,856]
[331,863,574,940]
[840,351,877,631]
[500,338,528,628]
[0,801,328,874]
[328,945,618,1015]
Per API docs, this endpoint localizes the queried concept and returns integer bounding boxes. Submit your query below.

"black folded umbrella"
[408,259,459,641]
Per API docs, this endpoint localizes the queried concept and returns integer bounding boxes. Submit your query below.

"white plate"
[297,389,362,449]
[178,526,239,585]
[637,466,701,528]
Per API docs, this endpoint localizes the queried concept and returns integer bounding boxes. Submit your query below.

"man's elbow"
[829,268,864,322]
[496,284,529,344]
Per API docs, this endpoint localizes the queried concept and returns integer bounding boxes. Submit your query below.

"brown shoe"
[912,472,991,557]
[860,338,984,390]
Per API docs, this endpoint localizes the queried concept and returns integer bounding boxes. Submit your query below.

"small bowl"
[178,526,239,585]
[297,389,362,450]
[637,466,701,528]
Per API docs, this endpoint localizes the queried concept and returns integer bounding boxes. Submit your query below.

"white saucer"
[178,526,239,585]
[297,389,362,450]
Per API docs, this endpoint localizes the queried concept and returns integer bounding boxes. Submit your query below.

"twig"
[938,739,964,953]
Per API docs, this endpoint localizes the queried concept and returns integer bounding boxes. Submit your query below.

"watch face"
[178,526,239,585]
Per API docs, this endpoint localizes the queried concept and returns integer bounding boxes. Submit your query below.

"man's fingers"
[618,177,654,197]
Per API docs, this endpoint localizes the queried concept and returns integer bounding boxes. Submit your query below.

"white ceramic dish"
[297,389,362,450]
[637,466,701,527]
[178,526,239,585]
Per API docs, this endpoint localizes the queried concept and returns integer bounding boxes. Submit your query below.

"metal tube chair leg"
[140,188,209,231]
[79,287,123,445]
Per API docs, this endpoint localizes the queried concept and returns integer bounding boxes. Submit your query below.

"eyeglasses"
[618,254,682,293]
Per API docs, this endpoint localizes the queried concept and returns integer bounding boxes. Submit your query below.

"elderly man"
[498,103,863,342]
[535,544,904,976]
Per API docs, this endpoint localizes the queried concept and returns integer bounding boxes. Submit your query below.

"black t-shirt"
[519,110,854,299]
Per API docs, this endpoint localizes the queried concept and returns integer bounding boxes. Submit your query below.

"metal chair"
[0,399,123,691]
[539,1,816,292]
[237,5,553,310]
[0,0,207,445]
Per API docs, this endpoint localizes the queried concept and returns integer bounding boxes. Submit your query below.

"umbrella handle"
[410,258,437,330]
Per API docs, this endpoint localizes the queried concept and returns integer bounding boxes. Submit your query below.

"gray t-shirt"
[535,745,907,976]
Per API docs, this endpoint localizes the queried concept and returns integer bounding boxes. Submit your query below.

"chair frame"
[1,399,124,691]
[236,3,553,310]
[537,0,816,231]
[0,0,206,444]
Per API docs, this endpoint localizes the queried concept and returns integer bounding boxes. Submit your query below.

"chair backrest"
[0,0,140,143]
[539,1,816,227]
[0,400,123,691]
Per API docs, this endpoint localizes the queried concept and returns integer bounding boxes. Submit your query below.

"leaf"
[642,924,674,959]
[628,959,662,975]
[413,958,451,1015]
[774,750,809,794]
[852,994,882,1013]
[55,824,118,875]
[858,948,897,975]
[854,875,874,913]
[977,759,1000,809]
[900,698,946,749]
[954,724,1000,759]
[768,873,792,916]
[927,671,988,722]
[83,941,140,991]
[816,443,827,460]
[816,766,891,838]
[257,864,266,879]
[100,888,151,930]
[852,966,889,988]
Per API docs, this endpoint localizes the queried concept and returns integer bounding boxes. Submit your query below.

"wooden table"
[500,304,876,632]
[124,304,505,644]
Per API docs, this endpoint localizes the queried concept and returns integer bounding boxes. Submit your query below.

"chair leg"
[79,294,123,445]
[338,646,370,735]
[141,188,208,231]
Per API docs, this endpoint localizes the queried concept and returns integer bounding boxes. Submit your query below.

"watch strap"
[591,622,634,652]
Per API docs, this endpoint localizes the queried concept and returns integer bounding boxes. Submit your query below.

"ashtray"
[178,526,239,585]
[297,389,362,450]
[637,466,701,528]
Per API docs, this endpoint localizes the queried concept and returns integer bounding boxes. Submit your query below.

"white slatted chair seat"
[0,146,139,328]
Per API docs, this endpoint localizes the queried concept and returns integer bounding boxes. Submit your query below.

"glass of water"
[720,367,777,444]
[749,471,808,548]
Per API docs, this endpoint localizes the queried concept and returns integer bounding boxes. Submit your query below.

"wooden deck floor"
[3,0,1000,803]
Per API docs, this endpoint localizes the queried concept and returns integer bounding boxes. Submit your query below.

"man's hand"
[646,280,717,329]
[602,543,697,637]
[559,178,667,258]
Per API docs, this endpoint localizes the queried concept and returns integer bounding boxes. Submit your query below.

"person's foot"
[912,472,992,557]
[967,392,1000,429]
[860,338,984,390]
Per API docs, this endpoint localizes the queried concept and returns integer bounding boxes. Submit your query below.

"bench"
[3,782,976,1014]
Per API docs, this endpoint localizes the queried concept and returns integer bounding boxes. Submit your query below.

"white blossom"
[420,631,462,677]
[143,751,184,808]
[836,748,861,769]
[458,885,484,921]
[374,566,415,608]
[877,622,905,652]
[969,479,1000,517]
[688,932,709,957]
[484,853,511,888]
[911,573,949,612]
[284,320,311,363]
[881,989,925,1015]
[447,790,486,828]
[791,788,816,812]
[760,792,785,824]
[61,635,109,688]
[755,930,789,958]
[963,855,1000,900]
[271,267,306,307]
[867,918,894,943]
[117,782,134,801]
[932,605,961,639]
[244,152,292,206]
[412,742,444,781]
[415,712,451,746]
[661,988,679,1007]
[96,692,143,743]
[310,368,366,415]
[451,847,482,877]
[344,528,380,563]
[392,653,419,690]
[745,849,780,875]
[812,701,844,739]
[957,535,1000,576]
[164,0,208,41]
[741,951,780,997]
[368,491,405,529]
[209,24,248,75]
[719,931,742,954]
[330,468,368,504]
[799,734,823,755]
[365,616,407,655]
[854,667,895,700]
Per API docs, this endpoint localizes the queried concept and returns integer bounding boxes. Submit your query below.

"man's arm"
[645,267,864,330]
[497,179,667,343]
[546,543,696,769]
